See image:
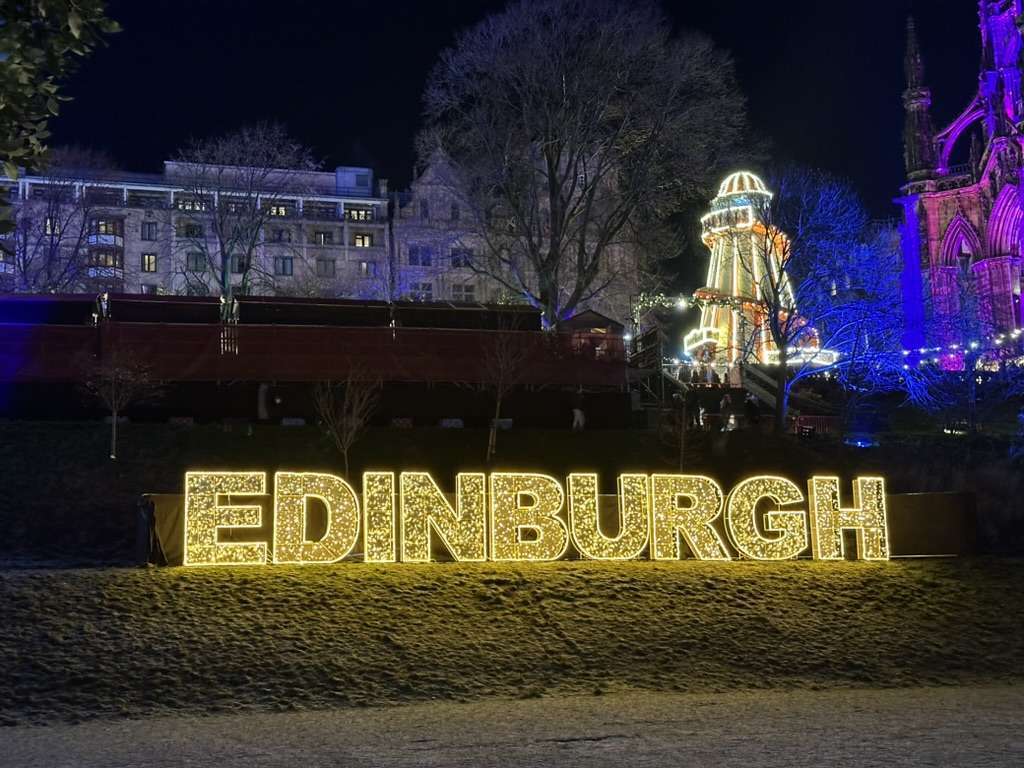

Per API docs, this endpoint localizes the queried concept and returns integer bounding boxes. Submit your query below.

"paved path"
[5,685,1023,767]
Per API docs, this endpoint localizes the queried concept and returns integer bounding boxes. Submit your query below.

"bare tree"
[274,259,388,302]
[6,146,116,292]
[731,168,915,433]
[274,258,340,299]
[83,354,160,460]
[418,0,747,327]
[313,369,381,477]
[475,327,530,462]
[922,261,1024,434]
[171,123,319,306]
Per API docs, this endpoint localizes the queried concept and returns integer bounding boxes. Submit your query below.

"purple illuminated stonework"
[898,3,1024,344]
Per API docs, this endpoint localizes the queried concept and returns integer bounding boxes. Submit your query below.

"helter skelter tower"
[684,171,794,367]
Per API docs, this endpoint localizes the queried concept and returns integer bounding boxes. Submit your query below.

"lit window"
[177,198,206,212]
[359,260,378,278]
[44,217,60,236]
[316,258,336,278]
[451,247,474,268]
[451,283,476,303]
[269,204,288,217]
[186,252,205,272]
[274,256,294,276]
[141,253,157,273]
[89,249,123,268]
[408,244,432,266]
[92,219,123,236]
[412,281,433,301]
[354,233,373,248]
[314,230,333,246]
[347,208,373,221]
[141,221,158,241]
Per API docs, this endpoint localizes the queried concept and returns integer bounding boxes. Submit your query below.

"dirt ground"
[5,685,1022,767]
[2,559,1023,726]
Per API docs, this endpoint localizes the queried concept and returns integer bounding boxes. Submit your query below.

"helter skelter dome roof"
[716,171,769,197]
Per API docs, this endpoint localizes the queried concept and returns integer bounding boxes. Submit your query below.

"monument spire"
[902,17,936,179]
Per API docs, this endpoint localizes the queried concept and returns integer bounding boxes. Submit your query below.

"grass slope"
[1,559,1021,726]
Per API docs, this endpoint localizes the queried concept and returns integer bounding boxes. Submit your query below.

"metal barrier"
[792,414,840,436]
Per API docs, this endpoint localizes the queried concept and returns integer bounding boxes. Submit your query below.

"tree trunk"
[539,279,560,329]
[773,354,788,435]
[488,396,502,463]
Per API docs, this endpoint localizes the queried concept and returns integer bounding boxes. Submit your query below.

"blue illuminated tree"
[739,167,929,432]
[918,262,1024,435]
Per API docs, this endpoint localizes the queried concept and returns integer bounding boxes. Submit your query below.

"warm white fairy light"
[363,471,397,563]
[807,476,889,561]
[184,471,267,566]
[724,475,808,560]
[400,472,487,562]
[650,474,731,560]
[178,469,896,566]
[272,472,360,564]
[489,472,569,561]
[567,473,649,560]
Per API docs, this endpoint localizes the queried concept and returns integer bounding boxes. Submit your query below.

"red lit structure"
[0,294,626,389]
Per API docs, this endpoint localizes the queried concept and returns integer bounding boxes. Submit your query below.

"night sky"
[52,0,980,218]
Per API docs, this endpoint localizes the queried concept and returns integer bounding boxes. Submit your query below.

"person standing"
[719,392,733,431]
[685,386,700,429]
[572,390,586,432]
[744,392,759,428]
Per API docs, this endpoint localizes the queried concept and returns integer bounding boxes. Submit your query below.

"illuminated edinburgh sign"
[182,471,890,566]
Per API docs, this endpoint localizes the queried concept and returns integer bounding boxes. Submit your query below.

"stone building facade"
[1,155,640,326]
[389,158,489,305]
[0,163,390,299]
[389,155,641,325]
[898,2,1024,347]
